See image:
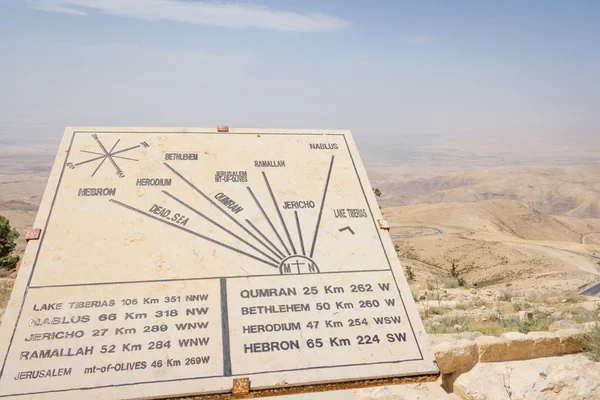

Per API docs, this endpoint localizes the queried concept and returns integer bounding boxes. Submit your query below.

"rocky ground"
[385,199,600,292]
[410,285,600,336]
[1,151,599,399]
[449,354,600,400]
[351,318,600,400]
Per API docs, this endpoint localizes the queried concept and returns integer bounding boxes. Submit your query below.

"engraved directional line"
[310,155,335,258]
[74,155,105,167]
[81,150,139,161]
[163,163,282,260]
[295,211,306,255]
[110,199,278,268]
[162,190,282,264]
[92,138,121,178]
[70,135,143,178]
[94,136,123,177]
[246,187,291,256]
[245,218,287,259]
[262,172,297,254]
[110,144,142,156]
[339,226,355,235]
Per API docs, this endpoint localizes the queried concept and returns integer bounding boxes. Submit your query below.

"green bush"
[449,263,466,286]
[583,324,600,362]
[404,265,415,282]
[498,291,516,302]
[0,216,19,270]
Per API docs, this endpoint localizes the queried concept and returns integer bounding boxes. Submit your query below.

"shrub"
[583,324,600,362]
[0,279,15,310]
[498,291,516,302]
[425,311,553,336]
[0,216,20,270]
[450,263,458,278]
[512,302,531,312]
[404,265,415,282]
[449,263,466,287]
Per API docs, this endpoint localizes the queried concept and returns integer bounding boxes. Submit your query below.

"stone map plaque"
[0,128,438,399]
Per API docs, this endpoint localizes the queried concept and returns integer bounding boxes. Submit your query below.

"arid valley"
[1,134,600,400]
[2,135,600,301]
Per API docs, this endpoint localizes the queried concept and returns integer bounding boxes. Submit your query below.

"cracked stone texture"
[433,339,478,374]
[453,354,600,400]
[353,382,457,399]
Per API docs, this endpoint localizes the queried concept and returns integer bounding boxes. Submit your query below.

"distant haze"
[1,1,599,158]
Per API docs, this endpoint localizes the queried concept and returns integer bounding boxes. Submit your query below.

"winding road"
[581,282,600,296]
[388,225,444,238]
[387,224,600,296]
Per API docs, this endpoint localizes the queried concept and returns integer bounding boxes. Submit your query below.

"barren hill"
[385,199,600,243]
[383,199,600,290]
[374,165,600,218]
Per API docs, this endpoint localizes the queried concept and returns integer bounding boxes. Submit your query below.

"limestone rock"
[353,382,455,399]
[428,334,456,347]
[433,339,478,374]
[519,310,534,322]
[555,329,584,354]
[528,331,561,358]
[580,301,600,311]
[458,331,484,341]
[524,355,600,399]
[420,300,458,309]
[429,332,482,347]
[548,320,579,332]
[501,331,534,360]
[453,354,598,400]
[581,322,599,331]
[453,356,549,400]
[475,336,510,362]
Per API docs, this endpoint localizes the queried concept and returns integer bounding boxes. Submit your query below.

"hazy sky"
[1,1,599,150]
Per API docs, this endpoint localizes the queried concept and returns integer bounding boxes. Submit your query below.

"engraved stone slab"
[0,128,438,399]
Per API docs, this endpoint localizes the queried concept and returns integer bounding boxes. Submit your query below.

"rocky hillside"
[373,165,600,218]
[383,199,600,290]
[385,199,600,243]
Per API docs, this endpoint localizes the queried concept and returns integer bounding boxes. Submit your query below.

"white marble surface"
[0,128,437,399]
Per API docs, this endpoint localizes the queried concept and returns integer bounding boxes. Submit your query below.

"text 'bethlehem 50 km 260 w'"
[0,127,438,399]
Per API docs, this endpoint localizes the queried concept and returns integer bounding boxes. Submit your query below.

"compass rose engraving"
[67,134,149,178]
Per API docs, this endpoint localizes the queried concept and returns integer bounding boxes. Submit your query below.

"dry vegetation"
[409,281,600,336]
[583,324,600,362]
[374,165,600,219]
[0,279,15,316]
[387,199,600,291]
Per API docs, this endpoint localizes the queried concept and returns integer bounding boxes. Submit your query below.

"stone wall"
[431,321,596,392]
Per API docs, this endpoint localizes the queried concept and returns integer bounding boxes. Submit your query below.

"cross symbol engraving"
[291,260,304,273]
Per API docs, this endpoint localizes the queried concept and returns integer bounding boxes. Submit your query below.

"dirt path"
[389,225,444,238]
